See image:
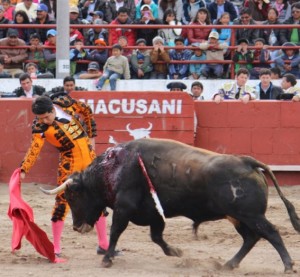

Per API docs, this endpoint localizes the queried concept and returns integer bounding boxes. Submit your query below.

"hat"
[37,3,48,12]
[237,38,249,45]
[282,42,299,54]
[112,44,122,51]
[7,28,19,37]
[88,62,100,71]
[166,82,187,91]
[47,29,57,37]
[0,5,4,11]
[152,36,164,45]
[208,31,219,40]
[140,4,151,10]
[89,11,104,18]
[136,38,147,45]
[254,38,266,44]
[70,6,79,14]
[95,38,107,46]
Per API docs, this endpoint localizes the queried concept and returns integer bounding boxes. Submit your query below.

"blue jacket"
[168,49,192,78]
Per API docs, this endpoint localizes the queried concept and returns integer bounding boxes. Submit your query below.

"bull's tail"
[243,156,300,233]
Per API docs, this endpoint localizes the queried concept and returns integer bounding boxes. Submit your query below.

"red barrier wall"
[0,92,194,185]
[1,96,300,186]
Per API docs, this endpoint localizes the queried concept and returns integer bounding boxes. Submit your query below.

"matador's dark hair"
[32,95,53,115]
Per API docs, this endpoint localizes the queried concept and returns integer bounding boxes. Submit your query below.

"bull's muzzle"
[39,179,73,195]
[73,223,93,234]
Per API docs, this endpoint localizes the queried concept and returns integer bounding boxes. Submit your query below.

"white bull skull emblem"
[126,122,153,140]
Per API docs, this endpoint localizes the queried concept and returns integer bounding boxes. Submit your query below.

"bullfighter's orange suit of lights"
[21,94,97,221]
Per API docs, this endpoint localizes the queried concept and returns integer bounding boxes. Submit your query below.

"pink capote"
[7,168,56,263]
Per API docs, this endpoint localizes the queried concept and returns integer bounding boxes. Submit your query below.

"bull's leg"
[224,221,260,270]
[150,220,183,257]
[247,216,294,273]
[101,209,131,268]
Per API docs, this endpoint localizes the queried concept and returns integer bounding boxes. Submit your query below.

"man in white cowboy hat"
[199,30,228,79]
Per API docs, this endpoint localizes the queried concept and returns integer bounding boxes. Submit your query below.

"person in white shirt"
[12,73,45,98]
[15,0,39,22]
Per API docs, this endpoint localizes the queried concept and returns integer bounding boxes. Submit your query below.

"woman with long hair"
[187,8,211,44]
[13,10,34,44]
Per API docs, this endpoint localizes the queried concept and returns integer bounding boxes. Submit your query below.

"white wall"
[0,78,287,100]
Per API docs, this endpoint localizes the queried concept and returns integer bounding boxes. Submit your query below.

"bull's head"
[40,172,105,234]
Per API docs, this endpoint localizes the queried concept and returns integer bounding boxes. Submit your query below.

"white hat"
[209,31,219,39]
[141,4,151,10]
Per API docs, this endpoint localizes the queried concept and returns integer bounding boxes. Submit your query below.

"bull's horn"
[40,179,73,195]
[146,122,153,131]
[126,123,132,132]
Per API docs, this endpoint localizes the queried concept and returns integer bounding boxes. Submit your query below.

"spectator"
[43,29,57,77]
[33,3,56,44]
[270,66,281,79]
[40,0,57,19]
[24,62,54,78]
[158,0,183,22]
[70,38,89,77]
[250,38,271,79]
[70,20,84,45]
[27,33,47,73]
[254,68,283,99]
[136,0,159,20]
[213,12,232,46]
[12,72,46,98]
[261,7,282,61]
[96,44,130,91]
[2,0,15,21]
[89,10,105,23]
[233,8,259,45]
[78,61,103,79]
[110,7,136,46]
[150,35,170,79]
[158,8,183,47]
[187,8,212,45]
[232,38,254,73]
[69,6,85,37]
[168,36,192,79]
[135,4,161,46]
[0,5,10,39]
[15,0,38,22]
[86,18,108,46]
[46,75,87,97]
[189,81,204,100]
[118,36,132,59]
[244,0,270,22]
[213,68,257,103]
[271,0,292,23]
[274,42,300,78]
[0,60,12,78]
[0,28,28,78]
[279,2,300,45]
[86,38,108,70]
[79,0,106,23]
[130,38,153,79]
[199,31,228,79]
[105,0,136,23]
[208,0,237,22]
[13,10,34,44]
[166,81,187,91]
[188,42,206,80]
[182,0,206,25]
[281,73,300,100]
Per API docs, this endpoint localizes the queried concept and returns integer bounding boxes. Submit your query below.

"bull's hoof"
[101,257,113,268]
[223,260,239,271]
[168,247,183,257]
[284,260,295,274]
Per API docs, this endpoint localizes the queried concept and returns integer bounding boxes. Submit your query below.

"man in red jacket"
[109,7,136,46]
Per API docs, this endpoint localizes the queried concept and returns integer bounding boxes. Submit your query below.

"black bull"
[41,138,300,272]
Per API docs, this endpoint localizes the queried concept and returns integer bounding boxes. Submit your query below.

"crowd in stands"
[0,0,298,85]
